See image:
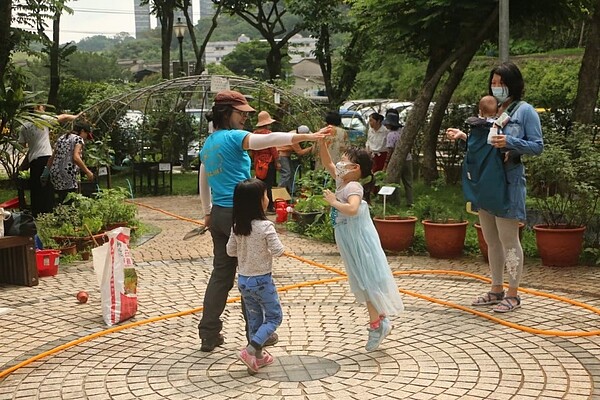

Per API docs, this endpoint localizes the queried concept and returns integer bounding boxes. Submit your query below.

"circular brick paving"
[244,355,340,381]
[2,195,600,399]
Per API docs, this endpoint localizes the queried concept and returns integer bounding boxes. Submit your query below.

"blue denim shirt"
[499,102,544,220]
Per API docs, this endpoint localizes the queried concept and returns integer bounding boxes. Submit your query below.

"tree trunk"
[386,5,499,184]
[266,45,282,81]
[192,4,222,75]
[421,22,495,184]
[316,25,333,103]
[573,5,600,125]
[160,10,174,79]
[329,32,365,108]
[47,11,61,107]
[0,0,13,92]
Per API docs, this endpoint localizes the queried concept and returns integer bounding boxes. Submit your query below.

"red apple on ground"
[76,291,89,304]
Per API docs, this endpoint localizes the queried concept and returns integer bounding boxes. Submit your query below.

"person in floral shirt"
[48,121,95,204]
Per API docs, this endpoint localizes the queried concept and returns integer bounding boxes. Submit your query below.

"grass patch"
[0,169,200,204]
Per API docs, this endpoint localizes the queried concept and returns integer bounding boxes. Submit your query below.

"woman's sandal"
[471,291,505,306]
[493,296,521,313]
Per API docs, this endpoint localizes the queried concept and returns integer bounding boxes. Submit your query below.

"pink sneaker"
[238,348,259,373]
[256,350,275,368]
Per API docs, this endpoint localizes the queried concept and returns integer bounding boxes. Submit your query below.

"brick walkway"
[1,195,600,399]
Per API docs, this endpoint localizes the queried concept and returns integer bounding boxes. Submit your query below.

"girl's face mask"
[335,161,356,178]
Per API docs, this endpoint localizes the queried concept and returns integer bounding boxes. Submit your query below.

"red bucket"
[274,198,289,223]
[36,250,61,277]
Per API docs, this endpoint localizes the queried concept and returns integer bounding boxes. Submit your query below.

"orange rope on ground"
[127,200,205,226]
[3,202,599,380]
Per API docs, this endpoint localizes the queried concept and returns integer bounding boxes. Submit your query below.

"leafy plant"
[412,195,464,223]
[294,195,329,213]
[93,188,138,228]
[295,169,334,197]
[370,171,405,218]
[527,123,600,228]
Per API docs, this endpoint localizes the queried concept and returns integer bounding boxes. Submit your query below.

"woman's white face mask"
[492,86,509,104]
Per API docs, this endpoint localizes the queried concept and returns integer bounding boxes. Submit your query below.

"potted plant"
[526,124,600,266]
[291,169,333,227]
[94,188,139,231]
[292,194,329,226]
[413,195,468,259]
[370,172,417,252]
[37,196,106,252]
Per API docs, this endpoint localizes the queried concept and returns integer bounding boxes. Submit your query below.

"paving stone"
[1,195,600,399]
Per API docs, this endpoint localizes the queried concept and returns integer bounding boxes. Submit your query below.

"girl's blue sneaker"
[365,317,392,351]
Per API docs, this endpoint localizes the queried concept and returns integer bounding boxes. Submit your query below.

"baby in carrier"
[466,95,499,143]
[461,95,510,215]
[468,94,520,145]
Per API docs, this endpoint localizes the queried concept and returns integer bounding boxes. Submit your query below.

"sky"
[57,0,197,43]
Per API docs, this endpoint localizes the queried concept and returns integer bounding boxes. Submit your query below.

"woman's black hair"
[488,61,524,101]
[232,178,267,236]
[325,111,342,126]
[211,104,235,130]
[369,113,384,123]
[344,147,375,203]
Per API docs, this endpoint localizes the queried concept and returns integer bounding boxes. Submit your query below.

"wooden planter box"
[0,236,38,286]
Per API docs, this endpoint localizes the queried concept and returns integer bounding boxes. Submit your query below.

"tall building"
[199,0,216,19]
[133,1,151,38]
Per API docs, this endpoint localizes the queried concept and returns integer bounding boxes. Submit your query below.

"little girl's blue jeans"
[238,273,283,347]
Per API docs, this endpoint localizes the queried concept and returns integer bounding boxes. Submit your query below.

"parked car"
[338,109,367,141]
[342,99,414,122]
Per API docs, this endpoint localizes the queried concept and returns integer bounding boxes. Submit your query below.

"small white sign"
[210,76,230,93]
[378,186,396,196]
[98,166,108,176]
[274,92,281,104]
[158,163,171,172]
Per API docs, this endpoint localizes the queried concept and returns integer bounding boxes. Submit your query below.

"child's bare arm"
[318,137,336,177]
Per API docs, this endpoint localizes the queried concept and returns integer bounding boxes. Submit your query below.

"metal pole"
[499,0,509,62]
[178,37,185,76]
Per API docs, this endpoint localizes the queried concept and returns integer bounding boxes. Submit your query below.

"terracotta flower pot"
[533,224,586,267]
[422,219,468,259]
[59,243,77,256]
[474,222,525,262]
[373,216,417,252]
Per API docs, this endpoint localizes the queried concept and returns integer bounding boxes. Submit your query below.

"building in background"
[199,0,216,19]
[133,1,151,38]
[288,34,317,64]
[204,34,250,64]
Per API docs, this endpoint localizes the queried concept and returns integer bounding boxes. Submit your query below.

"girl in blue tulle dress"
[318,139,404,351]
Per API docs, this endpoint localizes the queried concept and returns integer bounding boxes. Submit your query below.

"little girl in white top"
[226,178,285,373]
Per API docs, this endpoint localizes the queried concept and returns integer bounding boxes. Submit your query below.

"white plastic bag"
[92,227,138,326]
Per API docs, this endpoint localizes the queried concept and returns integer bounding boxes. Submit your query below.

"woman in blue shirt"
[447,62,543,313]
[198,90,328,351]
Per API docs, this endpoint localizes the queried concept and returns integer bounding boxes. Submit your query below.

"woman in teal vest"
[447,61,543,313]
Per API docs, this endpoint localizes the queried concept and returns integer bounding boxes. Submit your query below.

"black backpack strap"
[506,100,524,117]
